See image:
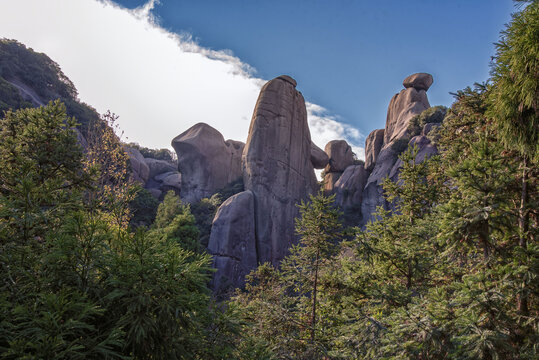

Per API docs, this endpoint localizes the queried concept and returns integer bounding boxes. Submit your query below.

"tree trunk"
[310,248,320,344]
[517,157,529,315]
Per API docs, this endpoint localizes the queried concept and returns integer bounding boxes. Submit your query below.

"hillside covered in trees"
[0,1,538,359]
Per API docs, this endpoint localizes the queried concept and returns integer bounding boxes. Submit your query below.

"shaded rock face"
[208,191,257,294]
[324,140,355,173]
[389,135,438,181]
[323,172,343,193]
[172,123,245,203]
[361,146,399,224]
[364,129,385,171]
[126,147,150,184]
[311,142,329,169]
[323,140,355,193]
[243,75,318,266]
[360,73,435,226]
[384,87,430,145]
[334,165,369,210]
[126,148,182,199]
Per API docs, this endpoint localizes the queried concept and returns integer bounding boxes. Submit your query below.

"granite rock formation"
[171,123,245,203]
[126,147,150,184]
[323,140,355,192]
[243,75,318,266]
[403,73,434,91]
[334,164,369,225]
[311,142,330,169]
[208,191,257,295]
[125,148,182,199]
[384,77,431,145]
[360,73,435,225]
[364,129,385,171]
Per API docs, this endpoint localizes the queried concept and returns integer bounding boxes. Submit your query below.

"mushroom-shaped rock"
[243,75,318,266]
[126,147,150,184]
[208,190,257,295]
[403,73,434,91]
[311,142,329,169]
[324,140,355,173]
[171,123,244,203]
[364,129,385,171]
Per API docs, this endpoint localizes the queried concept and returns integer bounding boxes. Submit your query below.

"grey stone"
[360,146,399,225]
[208,191,257,294]
[311,142,329,169]
[144,158,177,179]
[384,87,430,145]
[171,123,245,203]
[125,147,150,184]
[334,164,369,209]
[323,172,343,193]
[324,140,355,173]
[243,75,318,266]
[403,73,434,91]
[161,172,182,188]
[364,129,385,171]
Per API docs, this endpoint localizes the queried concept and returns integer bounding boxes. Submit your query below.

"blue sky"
[114,0,514,131]
[0,0,515,155]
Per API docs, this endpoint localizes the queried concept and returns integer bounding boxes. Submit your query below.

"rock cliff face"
[166,72,443,294]
[243,75,318,266]
[364,129,384,171]
[125,147,180,199]
[323,140,355,192]
[207,191,257,295]
[207,75,319,292]
[171,123,245,203]
[360,73,436,225]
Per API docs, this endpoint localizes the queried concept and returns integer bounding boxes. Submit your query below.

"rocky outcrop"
[125,147,182,199]
[360,73,435,226]
[145,158,176,179]
[242,75,317,267]
[323,140,355,193]
[403,73,433,91]
[334,164,369,210]
[364,129,385,171]
[324,140,355,172]
[126,147,150,184]
[384,75,431,145]
[172,123,245,203]
[208,191,257,295]
[311,143,329,169]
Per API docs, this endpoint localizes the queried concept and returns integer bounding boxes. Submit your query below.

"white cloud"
[0,0,363,158]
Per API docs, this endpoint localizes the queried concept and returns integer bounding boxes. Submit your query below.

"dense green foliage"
[407,105,448,138]
[1,2,538,359]
[0,39,100,133]
[0,102,240,359]
[230,3,538,359]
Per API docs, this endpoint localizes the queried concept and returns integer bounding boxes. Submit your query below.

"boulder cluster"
[126,147,180,199]
[126,72,442,294]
